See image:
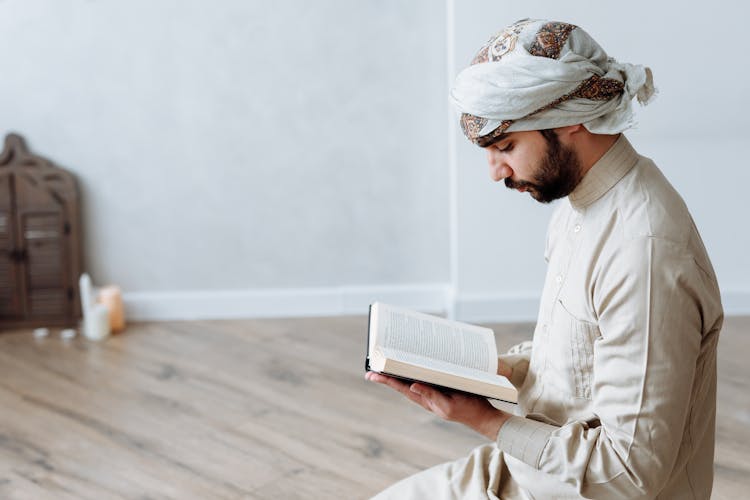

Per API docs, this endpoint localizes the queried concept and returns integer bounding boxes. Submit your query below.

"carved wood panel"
[0,133,82,330]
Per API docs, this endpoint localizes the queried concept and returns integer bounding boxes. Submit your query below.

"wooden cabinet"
[0,133,82,330]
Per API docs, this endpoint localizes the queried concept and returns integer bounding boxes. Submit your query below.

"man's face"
[484,130,582,203]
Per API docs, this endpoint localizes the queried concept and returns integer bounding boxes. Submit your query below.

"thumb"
[497,361,512,378]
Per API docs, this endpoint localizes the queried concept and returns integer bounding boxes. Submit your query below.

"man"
[366,19,723,499]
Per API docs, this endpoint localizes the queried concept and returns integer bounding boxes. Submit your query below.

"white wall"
[1,0,747,321]
[0,0,451,317]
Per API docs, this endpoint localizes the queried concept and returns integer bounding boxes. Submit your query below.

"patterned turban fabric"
[451,19,656,146]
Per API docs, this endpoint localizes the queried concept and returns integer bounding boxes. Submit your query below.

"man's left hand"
[365,371,511,440]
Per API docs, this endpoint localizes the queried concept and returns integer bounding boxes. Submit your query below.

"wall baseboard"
[123,286,750,323]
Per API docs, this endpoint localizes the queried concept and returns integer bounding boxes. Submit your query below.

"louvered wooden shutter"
[0,134,82,330]
[0,172,19,319]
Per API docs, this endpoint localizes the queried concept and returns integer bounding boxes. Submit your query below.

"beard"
[504,132,583,203]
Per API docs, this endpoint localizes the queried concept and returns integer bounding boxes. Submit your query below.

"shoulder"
[613,155,693,245]
[598,154,718,284]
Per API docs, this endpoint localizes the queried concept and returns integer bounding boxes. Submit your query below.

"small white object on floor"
[60,328,77,340]
[79,273,112,341]
[33,328,50,339]
[83,303,111,341]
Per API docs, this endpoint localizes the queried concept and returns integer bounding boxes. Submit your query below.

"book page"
[375,304,497,373]
[380,348,513,388]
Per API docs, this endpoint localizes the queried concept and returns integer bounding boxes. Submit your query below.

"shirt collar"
[568,134,639,210]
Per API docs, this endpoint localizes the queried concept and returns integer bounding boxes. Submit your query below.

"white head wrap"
[451,19,656,145]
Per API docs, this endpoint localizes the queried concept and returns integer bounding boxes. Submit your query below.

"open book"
[366,302,517,403]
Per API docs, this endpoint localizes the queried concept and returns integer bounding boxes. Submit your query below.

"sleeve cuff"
[496,415,556,468]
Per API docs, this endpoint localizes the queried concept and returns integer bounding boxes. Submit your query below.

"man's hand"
[497,359,512,379]
[365,371,511,440]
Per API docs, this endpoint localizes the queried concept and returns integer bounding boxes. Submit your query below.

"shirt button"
[555,274,563,284]
[574,224,581,233]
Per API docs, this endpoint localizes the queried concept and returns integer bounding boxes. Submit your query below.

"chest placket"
[538,209,587,385]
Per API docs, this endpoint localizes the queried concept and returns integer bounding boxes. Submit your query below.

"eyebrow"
[478,133,512,148]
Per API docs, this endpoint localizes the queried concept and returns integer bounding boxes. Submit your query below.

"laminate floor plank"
[0,315,747,499]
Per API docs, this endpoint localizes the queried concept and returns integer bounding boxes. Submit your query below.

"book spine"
[365,303,373,372]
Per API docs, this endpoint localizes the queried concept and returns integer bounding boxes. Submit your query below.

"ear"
[552,124,586,149]
[553,124,583,140]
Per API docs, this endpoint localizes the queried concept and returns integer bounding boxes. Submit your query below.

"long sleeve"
[495,236,714,498]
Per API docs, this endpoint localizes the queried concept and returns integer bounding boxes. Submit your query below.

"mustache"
[504,178,538,191]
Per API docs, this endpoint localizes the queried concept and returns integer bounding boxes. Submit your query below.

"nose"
[486,149,513,182]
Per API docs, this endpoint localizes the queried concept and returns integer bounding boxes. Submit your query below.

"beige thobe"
[373,136,723,499]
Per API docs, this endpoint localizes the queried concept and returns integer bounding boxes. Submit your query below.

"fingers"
[366,372,500,433]
[410,383,456,418]
[366,372,409,391]
[365,372,476,419]
[366,372,420,399]
[409,383,442,401]
[365,373,437,410]
[497,361,513,378]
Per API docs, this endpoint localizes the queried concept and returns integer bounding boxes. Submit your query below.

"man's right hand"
[497,359,512,379]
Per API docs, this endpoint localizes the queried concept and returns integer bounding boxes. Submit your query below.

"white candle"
[84,303,111,341]
[79,273,94,313]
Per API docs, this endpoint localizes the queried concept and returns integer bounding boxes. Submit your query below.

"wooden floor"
[0,315,747,499]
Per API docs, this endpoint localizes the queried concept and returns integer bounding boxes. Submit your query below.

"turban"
[451,19,656,146]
